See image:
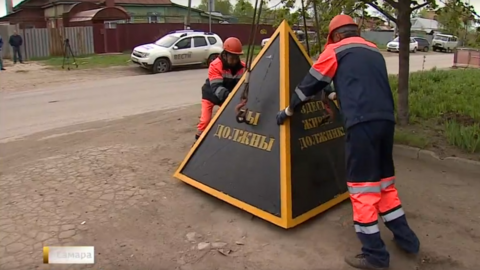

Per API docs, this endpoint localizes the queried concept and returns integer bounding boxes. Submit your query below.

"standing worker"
[9,30,24,64]
[0,34,5,71]
[276,15,419,270]
[195,37,246,141]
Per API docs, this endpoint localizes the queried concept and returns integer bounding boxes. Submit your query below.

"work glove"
[276,107,294,125]
[192,134,201,147]
[215,88,229,103]
[328,92,337,100]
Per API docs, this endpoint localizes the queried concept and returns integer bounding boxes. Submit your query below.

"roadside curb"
[393,145,480,173]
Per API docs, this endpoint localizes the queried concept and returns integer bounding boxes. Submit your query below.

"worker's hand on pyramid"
[276,107,293,125]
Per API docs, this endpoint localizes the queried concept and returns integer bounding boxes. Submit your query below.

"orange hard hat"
[223,37,243,55]
[326,14,358,46]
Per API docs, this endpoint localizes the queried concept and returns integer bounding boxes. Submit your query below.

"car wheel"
[152,58,171,74]
[387,49,391,52]
[206,54,219,66]
[423,46,429,52]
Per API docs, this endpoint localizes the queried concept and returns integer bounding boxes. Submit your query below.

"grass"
[390,68,480,156]
[39,54,131,69]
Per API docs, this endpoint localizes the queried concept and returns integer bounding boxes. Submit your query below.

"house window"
[128,12,135,23]
[105,21,118,28]
[147,12,159,23]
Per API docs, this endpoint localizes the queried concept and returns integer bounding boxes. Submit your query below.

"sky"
[1,0,480,18]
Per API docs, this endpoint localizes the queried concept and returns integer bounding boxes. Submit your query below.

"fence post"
[468,49,472,67]
[453,48,458,68]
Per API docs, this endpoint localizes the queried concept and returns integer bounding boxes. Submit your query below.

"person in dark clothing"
[0,34,5,70]
[276,14,419,270]
[195,37,246,141]
[9,30,24,64]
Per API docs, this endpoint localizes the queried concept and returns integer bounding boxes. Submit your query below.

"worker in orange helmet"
[195,37,246,141]
[276,15,419,269]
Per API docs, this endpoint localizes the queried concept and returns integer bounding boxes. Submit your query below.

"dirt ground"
[0,60,145,93]
[0,105,479,270]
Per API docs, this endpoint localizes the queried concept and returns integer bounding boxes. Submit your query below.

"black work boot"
[344,254,388,270]
[192,134,200,146]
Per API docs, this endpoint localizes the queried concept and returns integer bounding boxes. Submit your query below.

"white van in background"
[432,34,458,52]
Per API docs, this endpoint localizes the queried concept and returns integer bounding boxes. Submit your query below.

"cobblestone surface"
[1,106,479,270]
[0,145,150,269]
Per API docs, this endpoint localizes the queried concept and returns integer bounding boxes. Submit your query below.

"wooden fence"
[21,27,95,60]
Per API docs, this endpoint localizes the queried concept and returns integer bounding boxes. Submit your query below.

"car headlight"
[133,51,149,58]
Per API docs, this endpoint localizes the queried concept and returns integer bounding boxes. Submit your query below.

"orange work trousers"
[197,99,215,135]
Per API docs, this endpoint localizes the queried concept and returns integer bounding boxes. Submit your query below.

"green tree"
[261,6,295,26]
[308,0,359,50]
[233,0,255,23]
[436,0,478,43]
[359,0,477,125]
[196,0,233,15]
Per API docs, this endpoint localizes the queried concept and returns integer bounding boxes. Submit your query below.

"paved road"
[0,54,453,141]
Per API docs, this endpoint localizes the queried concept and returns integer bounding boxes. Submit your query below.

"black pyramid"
[174,21,349,229]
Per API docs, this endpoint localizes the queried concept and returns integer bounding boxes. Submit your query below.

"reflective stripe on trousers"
[348,177,405,233]
[378,177,404,222]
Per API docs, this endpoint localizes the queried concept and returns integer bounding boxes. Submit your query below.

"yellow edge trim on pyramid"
[278,20,292,228]
[173,24,287,228]
[285,26,349,226]
[290,192,350,227]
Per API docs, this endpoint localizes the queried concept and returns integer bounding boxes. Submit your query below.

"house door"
[104,28,120,53]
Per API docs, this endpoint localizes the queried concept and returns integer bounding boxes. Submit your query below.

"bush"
[389,68,480,153]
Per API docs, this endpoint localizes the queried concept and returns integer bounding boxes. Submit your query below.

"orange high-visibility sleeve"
[311,46,338,81]
[289,45,338,111]
[208,59,229,100]
[208,59,224,84]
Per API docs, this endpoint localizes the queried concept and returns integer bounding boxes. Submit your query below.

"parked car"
[432,34,458,52]
[386,37,418,53]
[412,37,430,52]
[131,30,223,74]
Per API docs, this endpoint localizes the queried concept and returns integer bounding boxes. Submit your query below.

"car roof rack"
[168,30,216,36]
[169,30,195,34]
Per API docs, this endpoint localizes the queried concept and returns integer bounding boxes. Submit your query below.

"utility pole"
[186,0,192,29]
[208,0,214,32]
[311,0,321,49]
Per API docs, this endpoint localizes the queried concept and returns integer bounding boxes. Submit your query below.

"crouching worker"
[195,37,246,141]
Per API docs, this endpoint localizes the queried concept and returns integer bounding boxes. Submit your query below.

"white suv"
[131,30,224,74]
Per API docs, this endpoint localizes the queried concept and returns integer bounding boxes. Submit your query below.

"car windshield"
[154,35,179,47]
[434,36,450,41]
[392,37,399,42]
